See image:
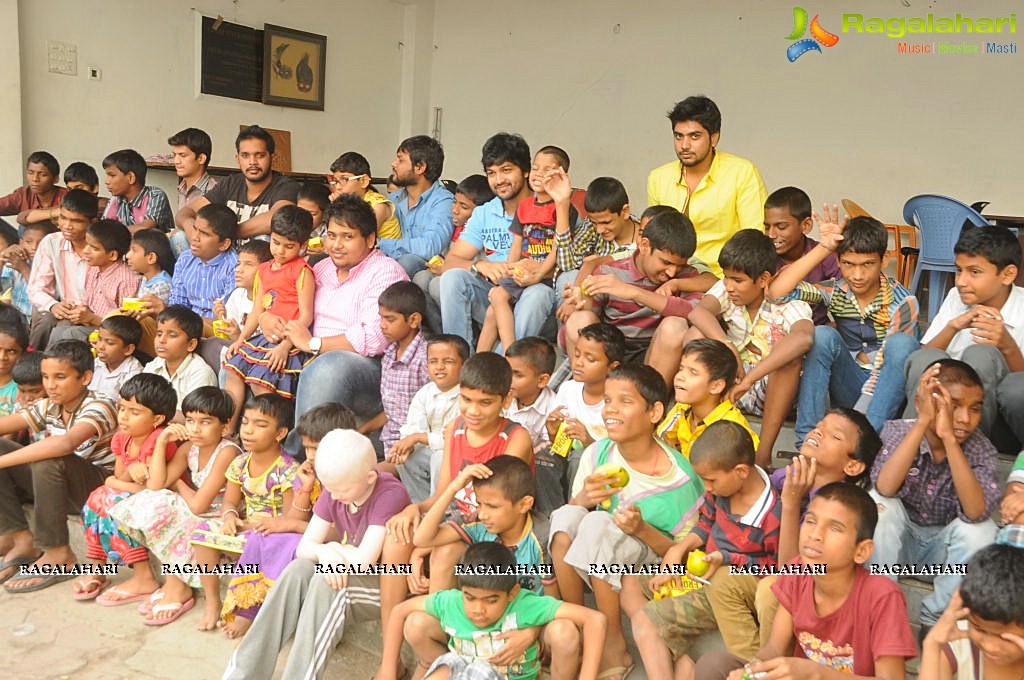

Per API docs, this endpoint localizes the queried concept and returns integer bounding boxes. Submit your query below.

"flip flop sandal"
[4,570,76,594]
[138,589,165,615]
[96,586,158,607]
[0,554,43,585]
[143,597,196,626]
[72,575,109,601]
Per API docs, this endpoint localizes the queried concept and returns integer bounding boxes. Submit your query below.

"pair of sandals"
[136,588,196,626]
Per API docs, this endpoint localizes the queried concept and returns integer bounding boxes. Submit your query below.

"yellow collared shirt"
[657,400,760,458]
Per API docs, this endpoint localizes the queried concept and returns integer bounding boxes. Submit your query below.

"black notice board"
[201,16,263,102]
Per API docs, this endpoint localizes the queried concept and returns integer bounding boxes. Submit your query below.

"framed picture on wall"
[262,24,326,110]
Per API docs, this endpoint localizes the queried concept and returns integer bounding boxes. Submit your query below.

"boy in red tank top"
[386,352,533,592]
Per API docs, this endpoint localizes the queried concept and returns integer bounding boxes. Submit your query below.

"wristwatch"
[309,337,322,356]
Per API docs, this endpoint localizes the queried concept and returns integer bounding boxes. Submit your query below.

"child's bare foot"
[197,599,222,631]
[222,616,252,639]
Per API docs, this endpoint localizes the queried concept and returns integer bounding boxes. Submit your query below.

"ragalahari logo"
[786,7,840,61]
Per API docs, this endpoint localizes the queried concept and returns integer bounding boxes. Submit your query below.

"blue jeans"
[169,229,189,257]
[286,350,382,455]
[412,269,443,334]
[795,325,918,447]
[439,268,493,346]
[396,253,427,278]
[511,283,559,342]
[868,491,996,625]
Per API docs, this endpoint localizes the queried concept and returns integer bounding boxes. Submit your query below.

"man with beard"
[646,96,766,276]
[379,135,454,277]
[438,133,533,347]
[174,125,299,241]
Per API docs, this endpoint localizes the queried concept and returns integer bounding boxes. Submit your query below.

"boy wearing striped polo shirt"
[768,206,920,450]
[564,210,715,365]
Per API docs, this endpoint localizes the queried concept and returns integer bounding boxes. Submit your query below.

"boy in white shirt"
[505,336,558,451]
[143,305,216,416]
[89,316,143,401]
[387,334,468,502]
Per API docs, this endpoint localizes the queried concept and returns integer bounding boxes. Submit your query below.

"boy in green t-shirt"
[375,542,605,680]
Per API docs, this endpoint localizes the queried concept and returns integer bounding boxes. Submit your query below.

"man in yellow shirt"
[647,96,767,275]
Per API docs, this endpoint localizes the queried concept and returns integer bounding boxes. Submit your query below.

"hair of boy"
[64,162,99,189]
[102,149,148,186]
[181,386,234,423]
[166,128,213,168]
[0,320,29,352]
[457,541,518,592]
[578,322,627,366]
[813,481,878,543]
[583,177,629,215]
[87,219,132,258]
[236,125,275,154]
[156,305,204,342]
[297,182,331,212]
[11,351,42,386]
[23,220,58,239]
[955,224,1022,271]
[245,392,295,431]
[764,186,812,222]
[930,357,984,391]
[325,193,377,237]
[455,175,495,206]
[0,304,25,334]
[505,336,556,376]
[643,210,696,259]
[119,373,177,422]
[43,339,94,376]
[960,543,1024,625]
[132,228,176,276]
[427,333,471,363]
[100,315,142,349]
[719,229,777,280]
[62,189,100,220]
[330,151,372,177]
[378,280,426,319]
[295,402,358,441]
[827,407,881,489]
[270,204,314,244]
[27,151,60,178]
[682,338,738,393]
[640,205,678,223]
[667,95,722,135]
[316,428,376,481]
[607,363,671,411]
[535,145,570,172]
[836,216,887,258]
[397,135,445,182]
[196,202,239,243]
[238,239,273,264]
[460,352,512,396]
[481,133,531,174]
[690,420,756,471]
[0,220,20,250]
[474,455,536,503]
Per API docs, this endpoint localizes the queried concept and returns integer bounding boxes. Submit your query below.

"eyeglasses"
[327,174,367,186]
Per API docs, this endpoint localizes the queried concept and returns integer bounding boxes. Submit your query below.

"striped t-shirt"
[20,391,118,469]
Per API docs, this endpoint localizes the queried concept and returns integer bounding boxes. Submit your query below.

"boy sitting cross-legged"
[549,364,705,680]
[629,420,780,680]
[376,541,606,680]
[221,429,413,680]
[696,483,918,679]
[869,359,999,635]
[688,228,814,467]
[769,205,920,449]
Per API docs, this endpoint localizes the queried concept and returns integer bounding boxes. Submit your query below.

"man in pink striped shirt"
[283,194,408,455]
[27,190,97,349]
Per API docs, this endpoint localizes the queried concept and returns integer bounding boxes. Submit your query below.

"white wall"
[1,0,23,191]
[429,0,1024,223]
[18,0,413,197]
